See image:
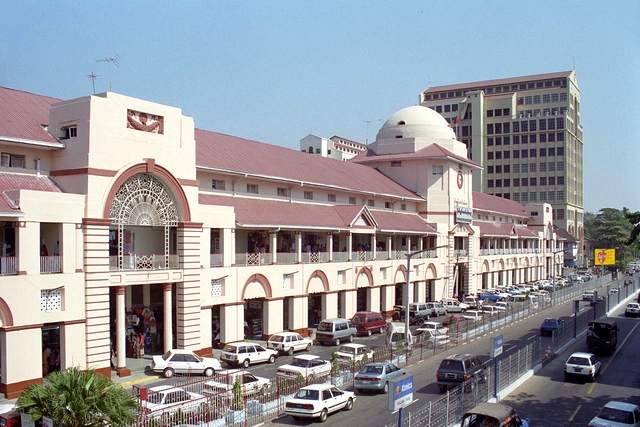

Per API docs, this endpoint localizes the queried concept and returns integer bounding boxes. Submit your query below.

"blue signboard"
[490,334,503,358]
[388,375,413,412]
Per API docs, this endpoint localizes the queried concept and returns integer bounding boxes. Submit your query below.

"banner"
[594,249,615,265]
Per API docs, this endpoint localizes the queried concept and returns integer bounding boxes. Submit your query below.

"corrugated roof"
[0,87,60,143]
[422,71,573,94]
[477,222,516,237]
[515,225,538,238]
[195,129,422,201]
[0,172,62,216]
[472,192,529,218]
[198,193,436,233]
[351,143,480,169]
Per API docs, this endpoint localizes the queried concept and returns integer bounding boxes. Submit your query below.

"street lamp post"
[551,249,563,303]
[404,244,451,345]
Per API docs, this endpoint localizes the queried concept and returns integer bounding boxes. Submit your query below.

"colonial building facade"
[0,87,562,398]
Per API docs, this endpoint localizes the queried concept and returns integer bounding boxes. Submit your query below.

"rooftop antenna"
[87,72,100,94]
[96,54,119,91]
[363,119,372,144]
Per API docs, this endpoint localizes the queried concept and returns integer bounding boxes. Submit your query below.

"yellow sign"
[594,249,616,265]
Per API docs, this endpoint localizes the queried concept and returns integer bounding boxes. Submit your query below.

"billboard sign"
[490,334,503,358]
[594,249,615,265]
[456,206,473,224]
[388,375,413,412]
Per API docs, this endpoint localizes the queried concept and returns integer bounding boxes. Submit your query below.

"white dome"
[375,105,456,142]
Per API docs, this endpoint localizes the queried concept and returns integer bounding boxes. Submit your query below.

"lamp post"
[551,249,563,303]
[404,244,451,345]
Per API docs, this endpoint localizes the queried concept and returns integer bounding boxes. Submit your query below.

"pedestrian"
[110,341,116,370]
[53,240,60,256]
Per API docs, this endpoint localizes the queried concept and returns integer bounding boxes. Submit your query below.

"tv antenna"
[96,54,119,91]
[363,119,371,144]
[87,72,100,94]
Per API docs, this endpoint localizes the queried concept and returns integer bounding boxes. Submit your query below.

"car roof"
[270,332,300,337]
[293,354,321,360]
[167,349,195,354]
[603,401,640,411]
[339,343,366,348]
[445,353,475,361]
[149,385,184,392]
[424,321,441,326]
[464,403,516,420]
[568,352,593,358]
[362,362,392,367]
[299,384,330,391]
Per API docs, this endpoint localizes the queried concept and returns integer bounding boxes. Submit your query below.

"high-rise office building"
[419,70,584,265]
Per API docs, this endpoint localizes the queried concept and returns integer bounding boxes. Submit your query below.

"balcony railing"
[40,255,61,274]
[0,256,17,275]
[210,253,223,267]
[109,254,179,271]
[453,249,467,257]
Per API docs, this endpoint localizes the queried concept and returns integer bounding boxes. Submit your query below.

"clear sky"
[1,1,639,213]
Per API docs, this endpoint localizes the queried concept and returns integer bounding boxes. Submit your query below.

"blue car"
[540,318,563,336]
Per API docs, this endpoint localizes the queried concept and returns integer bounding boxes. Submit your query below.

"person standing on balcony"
[53,241,59,256]
[40,239,48,256]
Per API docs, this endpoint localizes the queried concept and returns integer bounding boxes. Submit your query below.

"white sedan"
[285,384,355,422]
[276,354,331,380]
[267,332,313,355]
[152,349,222,379]
[336,343,374,363]
[141,385,207,419]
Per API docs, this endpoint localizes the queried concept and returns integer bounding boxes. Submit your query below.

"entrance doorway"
[42,324,60,377]
[356,288,367,312]
[308,294,322,327]
[244,299,264,340]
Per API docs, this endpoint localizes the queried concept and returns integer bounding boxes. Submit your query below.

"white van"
[385,322,414,349]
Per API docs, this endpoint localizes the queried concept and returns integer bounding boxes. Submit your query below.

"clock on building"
[457,170,464,189]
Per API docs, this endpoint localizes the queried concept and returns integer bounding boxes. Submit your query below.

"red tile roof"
[472,192,529,218]
[0,172,62,216]
[351,143,480,169]
[515,225,539,238]
[476,222,516,237]
[0,87,60,143]
[199,193,436,233]
[195,129,423,201]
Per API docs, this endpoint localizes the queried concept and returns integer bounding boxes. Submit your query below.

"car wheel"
[349,335,354,343]
[383,382,389,394]
[204,367,214,377]
[367,329,372,337]
[344,398,353,411]
[163,368,175,379]
[242,359,250,369]
[379,326,385,334]
[426,341,434,349]
[589,373,596,383]
[417,318,425,327]
[335,338,341,346]
[306,343,312,351]
[319,409,328,422]
[268,355,276,364]
[287,347,294,356]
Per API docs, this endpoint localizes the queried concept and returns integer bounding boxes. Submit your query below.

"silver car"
[354,362,406,394]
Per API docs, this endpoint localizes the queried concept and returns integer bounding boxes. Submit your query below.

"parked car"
[436,353,487,392]
[478,292,501,303]
[335,343,374,363]
[625,303,640,317]
[442,314,467,328]
[564,352,601,382]
[416,320,448,334]
[220,341,278,368]
[315,318,357,346]
[408,302,432,326]
[442,299,469,313]
[141,386,207,419]
[284,384,355,422]
[494,301,509,311]
[267,332,313,355]
[385,321,415,350]
[463,310,485,322]
[461,403,530,427]
[391,305,407,322]
[414,327,450,348]
[152,349,222,379]
[588,401,640,427]
[482,305,500,316]
[426,302,447,316]
[540,317,563,336]
[276,354,331,380]
[202,370,270,398]
[354,362,405,394]
[351,311,387,336]
[463,296,480,309]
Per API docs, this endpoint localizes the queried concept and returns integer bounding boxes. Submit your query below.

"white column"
[327,233,334,262]
[296,231,302,263]
[270,231,278,264]
[323,293,339,319]
[372,234,377,259]
[386,236,393,258]
[264,299,284,338]
[163,283,173,352]
[347,232,353,261]
[116,286,127,371]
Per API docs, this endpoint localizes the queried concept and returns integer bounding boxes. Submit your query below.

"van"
[587,319,618,354]
[460,402,530,427]
[315,318,357,346]
[351,311,386,336]
[385,322,414,349]
[408,302,431,326]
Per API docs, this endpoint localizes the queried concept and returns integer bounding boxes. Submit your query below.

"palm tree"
[16,367,138,427]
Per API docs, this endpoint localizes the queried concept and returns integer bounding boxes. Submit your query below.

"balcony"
[109,254,179,271]
[40,256,62,274]
[0,256,17,275]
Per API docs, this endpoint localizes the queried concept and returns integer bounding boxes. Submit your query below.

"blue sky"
[1,1,639,213]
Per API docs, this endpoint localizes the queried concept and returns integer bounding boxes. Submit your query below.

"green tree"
[16,367,137,427]
[231,375,243,410]
[623,207,640,248]
[590,208,634,269]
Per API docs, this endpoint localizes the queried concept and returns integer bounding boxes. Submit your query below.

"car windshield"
[360,365,383,375]
[440,360,463,370]
[294,389,319,400]
[338,346,356,354]
[269,335,285,343]
[161,351,173,361]
[567,356,588,365]
[352,314,366,323]
[542,319,557,326]
[290,358,311,367]
[597,407,634,423]
[317,322,333,332]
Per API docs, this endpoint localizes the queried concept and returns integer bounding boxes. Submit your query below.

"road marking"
[568,404,582,422]
[527,335,536,341]
[587,382,596,395]
[601,322,640,375]
[118,374,161,387]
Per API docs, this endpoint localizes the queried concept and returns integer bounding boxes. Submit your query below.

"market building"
[0,86,561,398]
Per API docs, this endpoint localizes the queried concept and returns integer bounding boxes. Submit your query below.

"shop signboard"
[388,375,413,412]
[455,206,473,224]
